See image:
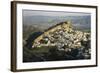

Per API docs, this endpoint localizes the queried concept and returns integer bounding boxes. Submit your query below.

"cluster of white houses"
[32,21,90,52]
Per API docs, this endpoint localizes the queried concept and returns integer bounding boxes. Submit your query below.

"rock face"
[31,21,91,60]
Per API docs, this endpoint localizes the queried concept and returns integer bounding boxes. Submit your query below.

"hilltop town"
[23,21,91,62]
[32,21,90,53]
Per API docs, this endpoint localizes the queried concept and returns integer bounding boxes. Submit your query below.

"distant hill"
[23,15,91,30]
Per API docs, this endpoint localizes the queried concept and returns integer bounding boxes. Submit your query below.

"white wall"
[0,0,99,73]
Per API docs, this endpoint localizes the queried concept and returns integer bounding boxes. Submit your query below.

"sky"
[23,10,90,17]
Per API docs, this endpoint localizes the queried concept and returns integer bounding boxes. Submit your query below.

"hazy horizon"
[23,10,91,29]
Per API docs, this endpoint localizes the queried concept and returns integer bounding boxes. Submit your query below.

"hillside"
[23,21,91,62]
